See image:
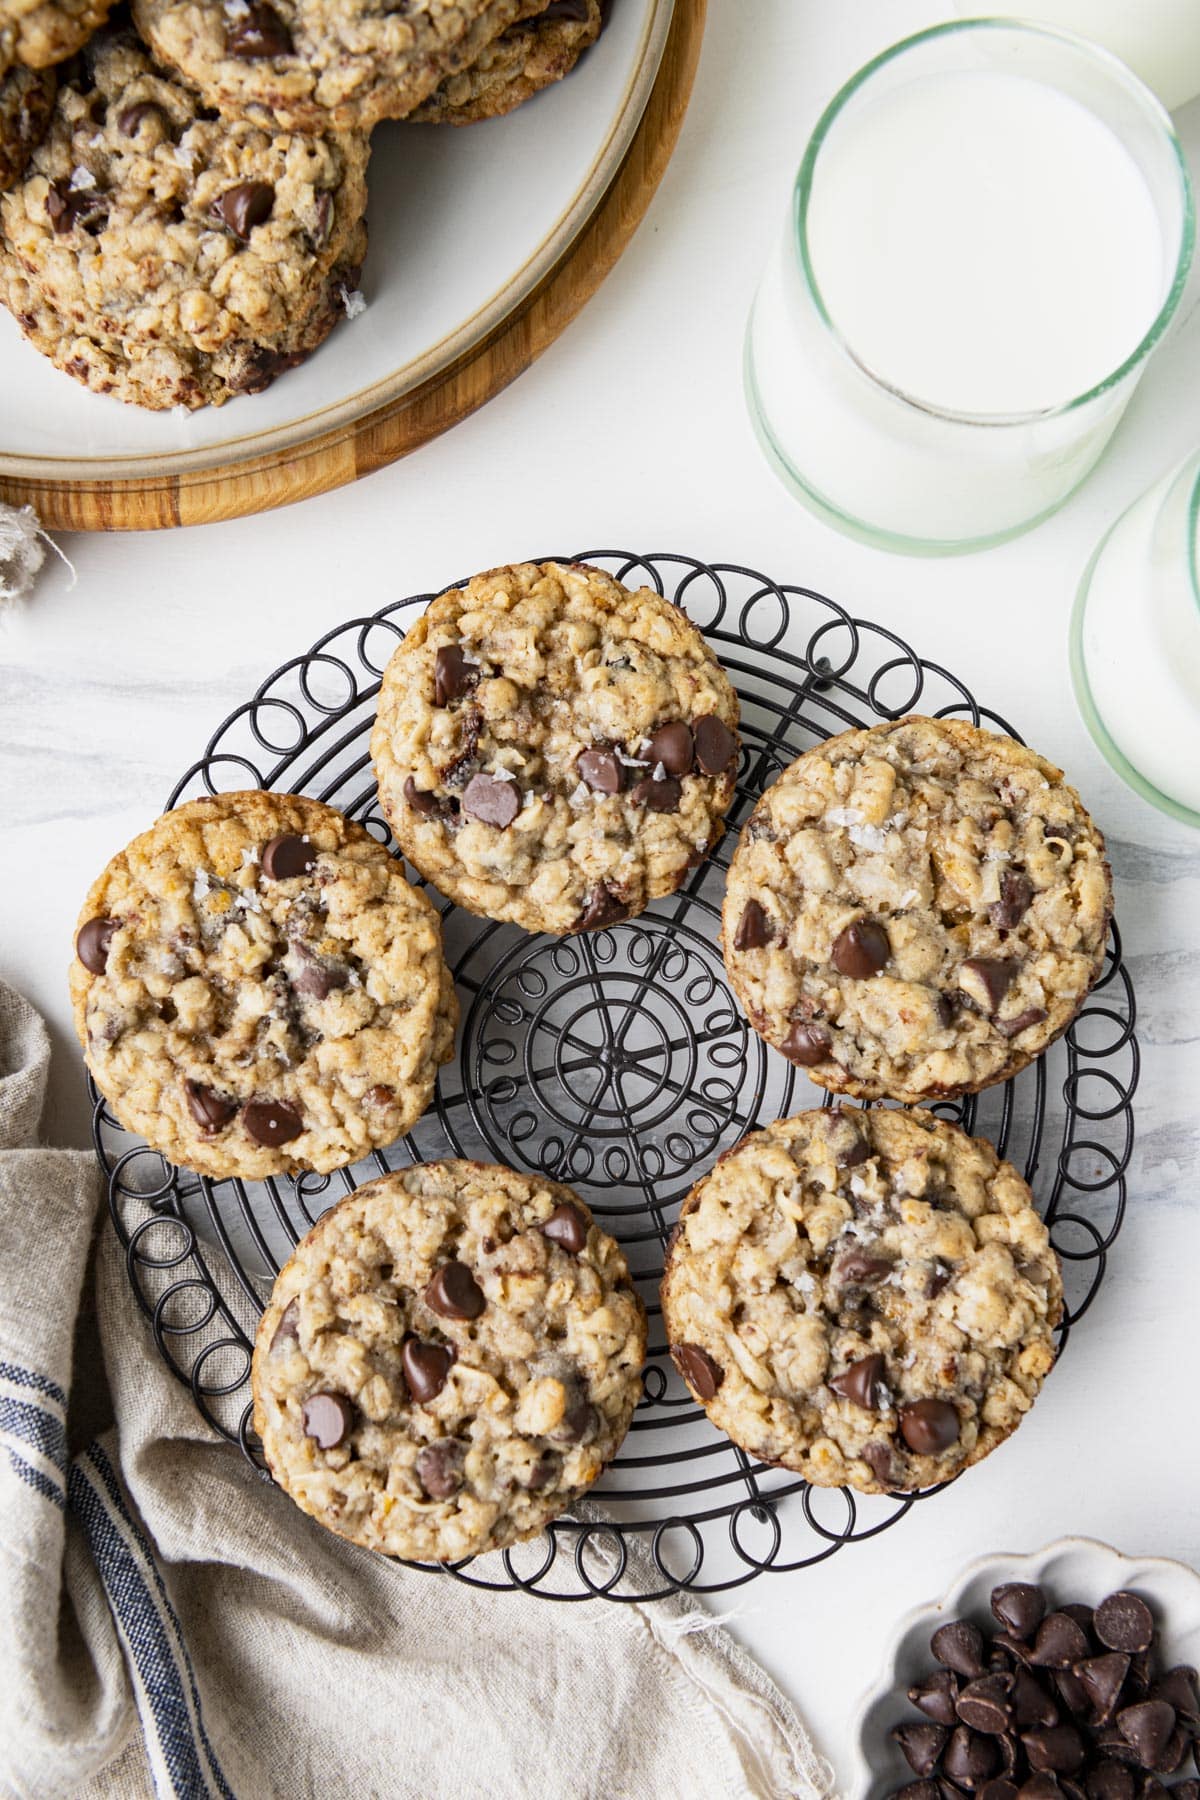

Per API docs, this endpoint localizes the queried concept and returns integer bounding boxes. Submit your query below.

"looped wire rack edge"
[90,550,1139,1602]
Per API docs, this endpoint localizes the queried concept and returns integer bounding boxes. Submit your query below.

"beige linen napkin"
[0,979,832,1800]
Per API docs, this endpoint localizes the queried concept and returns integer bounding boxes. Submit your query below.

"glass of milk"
[745,20,1194,555]
[1071,449,1200,828]
[952,1,1200,113]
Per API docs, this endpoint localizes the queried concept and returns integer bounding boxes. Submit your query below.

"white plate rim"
[0,0,675,482]
[848,1534,1200,1798]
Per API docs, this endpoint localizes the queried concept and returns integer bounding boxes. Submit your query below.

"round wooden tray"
[0,0,704,533]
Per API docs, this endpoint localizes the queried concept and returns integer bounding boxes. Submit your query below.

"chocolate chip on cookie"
[829,1352,886,1410]
[645,721,694,776]
[184,1080,238,1132]
[424,1260,485,1321]
[733,899,771,951]
[416,1438,466,1499]
[462,773,520,829]
[402,1336,456,1405]
[261,833,316,879]
[694,714,737,776]
[244,1098,303,1146]
[832,918,890,978]
[898,1398,960,1455]
[541,1203,588,1254]
[573,883,628,933]
[76,915,117,973]
[631,774,681,813]
[670,1342,723,1400]
[210,179,274,240]
[224,1,293,58]
[780,1021,831,1065]
[302,1391,354,1448]
[959,957,1019,1015]
[577,746,623,794]
[434,644,477,707]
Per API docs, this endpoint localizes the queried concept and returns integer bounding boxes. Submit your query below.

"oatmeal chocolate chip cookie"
[253,1160,646,1560]
[408,0,601,125]
[722,715,1111,1103]
[0,26,368,408]
[70,791,457,1181]
[1,0,112,71]
[0,60,53,190]
[371,561,741,936]
[131,0,547,134]
[661,1106,1062,1495]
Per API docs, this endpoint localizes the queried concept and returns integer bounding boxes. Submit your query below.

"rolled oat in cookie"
[70,790,457,1180]
[722,715,1111,1103]
[407,0,602,125]
[0,25,368,407]
[252,1161,647,1560]
[660,1107,1062,1495]
[371,561,741,936]
[131,0,548,133]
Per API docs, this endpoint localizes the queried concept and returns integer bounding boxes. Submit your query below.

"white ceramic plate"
[0,0,673,480]
[851,1537,1200,1798]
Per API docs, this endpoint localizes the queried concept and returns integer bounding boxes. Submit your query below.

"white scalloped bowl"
[850,1537,1200,1799]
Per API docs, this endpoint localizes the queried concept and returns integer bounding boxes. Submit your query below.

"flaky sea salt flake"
[848,823,888,851]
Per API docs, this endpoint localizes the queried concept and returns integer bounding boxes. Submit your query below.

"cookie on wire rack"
[253,1160,647,1561]
[661,1106,1063,1496]
[0,26,369,408]
[371,560,741,936]
[408,0,602,125]
[722,714,1112,1104]
[70,791,457,1180]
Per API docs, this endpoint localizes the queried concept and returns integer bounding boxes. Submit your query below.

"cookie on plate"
[408,0,601,125]
[70,791,457,1180]
[131,0,546,134]
[661,1106,1062,1495]
[371,561,741,936]
[722,715,1111,1103]
[253,1160,646,1561]
[0,27,368,408]
[1,0,112,70]
[0,60,54,190]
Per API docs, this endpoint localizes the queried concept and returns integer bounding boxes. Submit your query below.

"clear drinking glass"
[744,20,1195,556]
[1070,448,1200,828]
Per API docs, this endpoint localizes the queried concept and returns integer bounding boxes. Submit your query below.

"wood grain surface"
[0,0,705,533]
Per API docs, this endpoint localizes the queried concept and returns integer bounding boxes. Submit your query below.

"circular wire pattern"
[91,551,1138,1600]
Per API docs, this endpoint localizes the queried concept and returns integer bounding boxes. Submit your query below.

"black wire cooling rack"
[91,551,1139,1602]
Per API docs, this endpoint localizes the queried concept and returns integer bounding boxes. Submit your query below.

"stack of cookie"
[0,0,602,406]
[70,561,1116,1553]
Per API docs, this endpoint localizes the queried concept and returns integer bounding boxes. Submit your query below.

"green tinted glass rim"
[793,17,1196,427]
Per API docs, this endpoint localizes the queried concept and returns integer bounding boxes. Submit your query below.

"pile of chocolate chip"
[886,1582,1199,1797]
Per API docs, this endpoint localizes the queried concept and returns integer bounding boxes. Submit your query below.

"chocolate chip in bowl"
[852,1542,1200,1799]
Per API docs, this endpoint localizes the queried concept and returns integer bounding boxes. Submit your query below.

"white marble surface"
[2,3,1199,1793]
